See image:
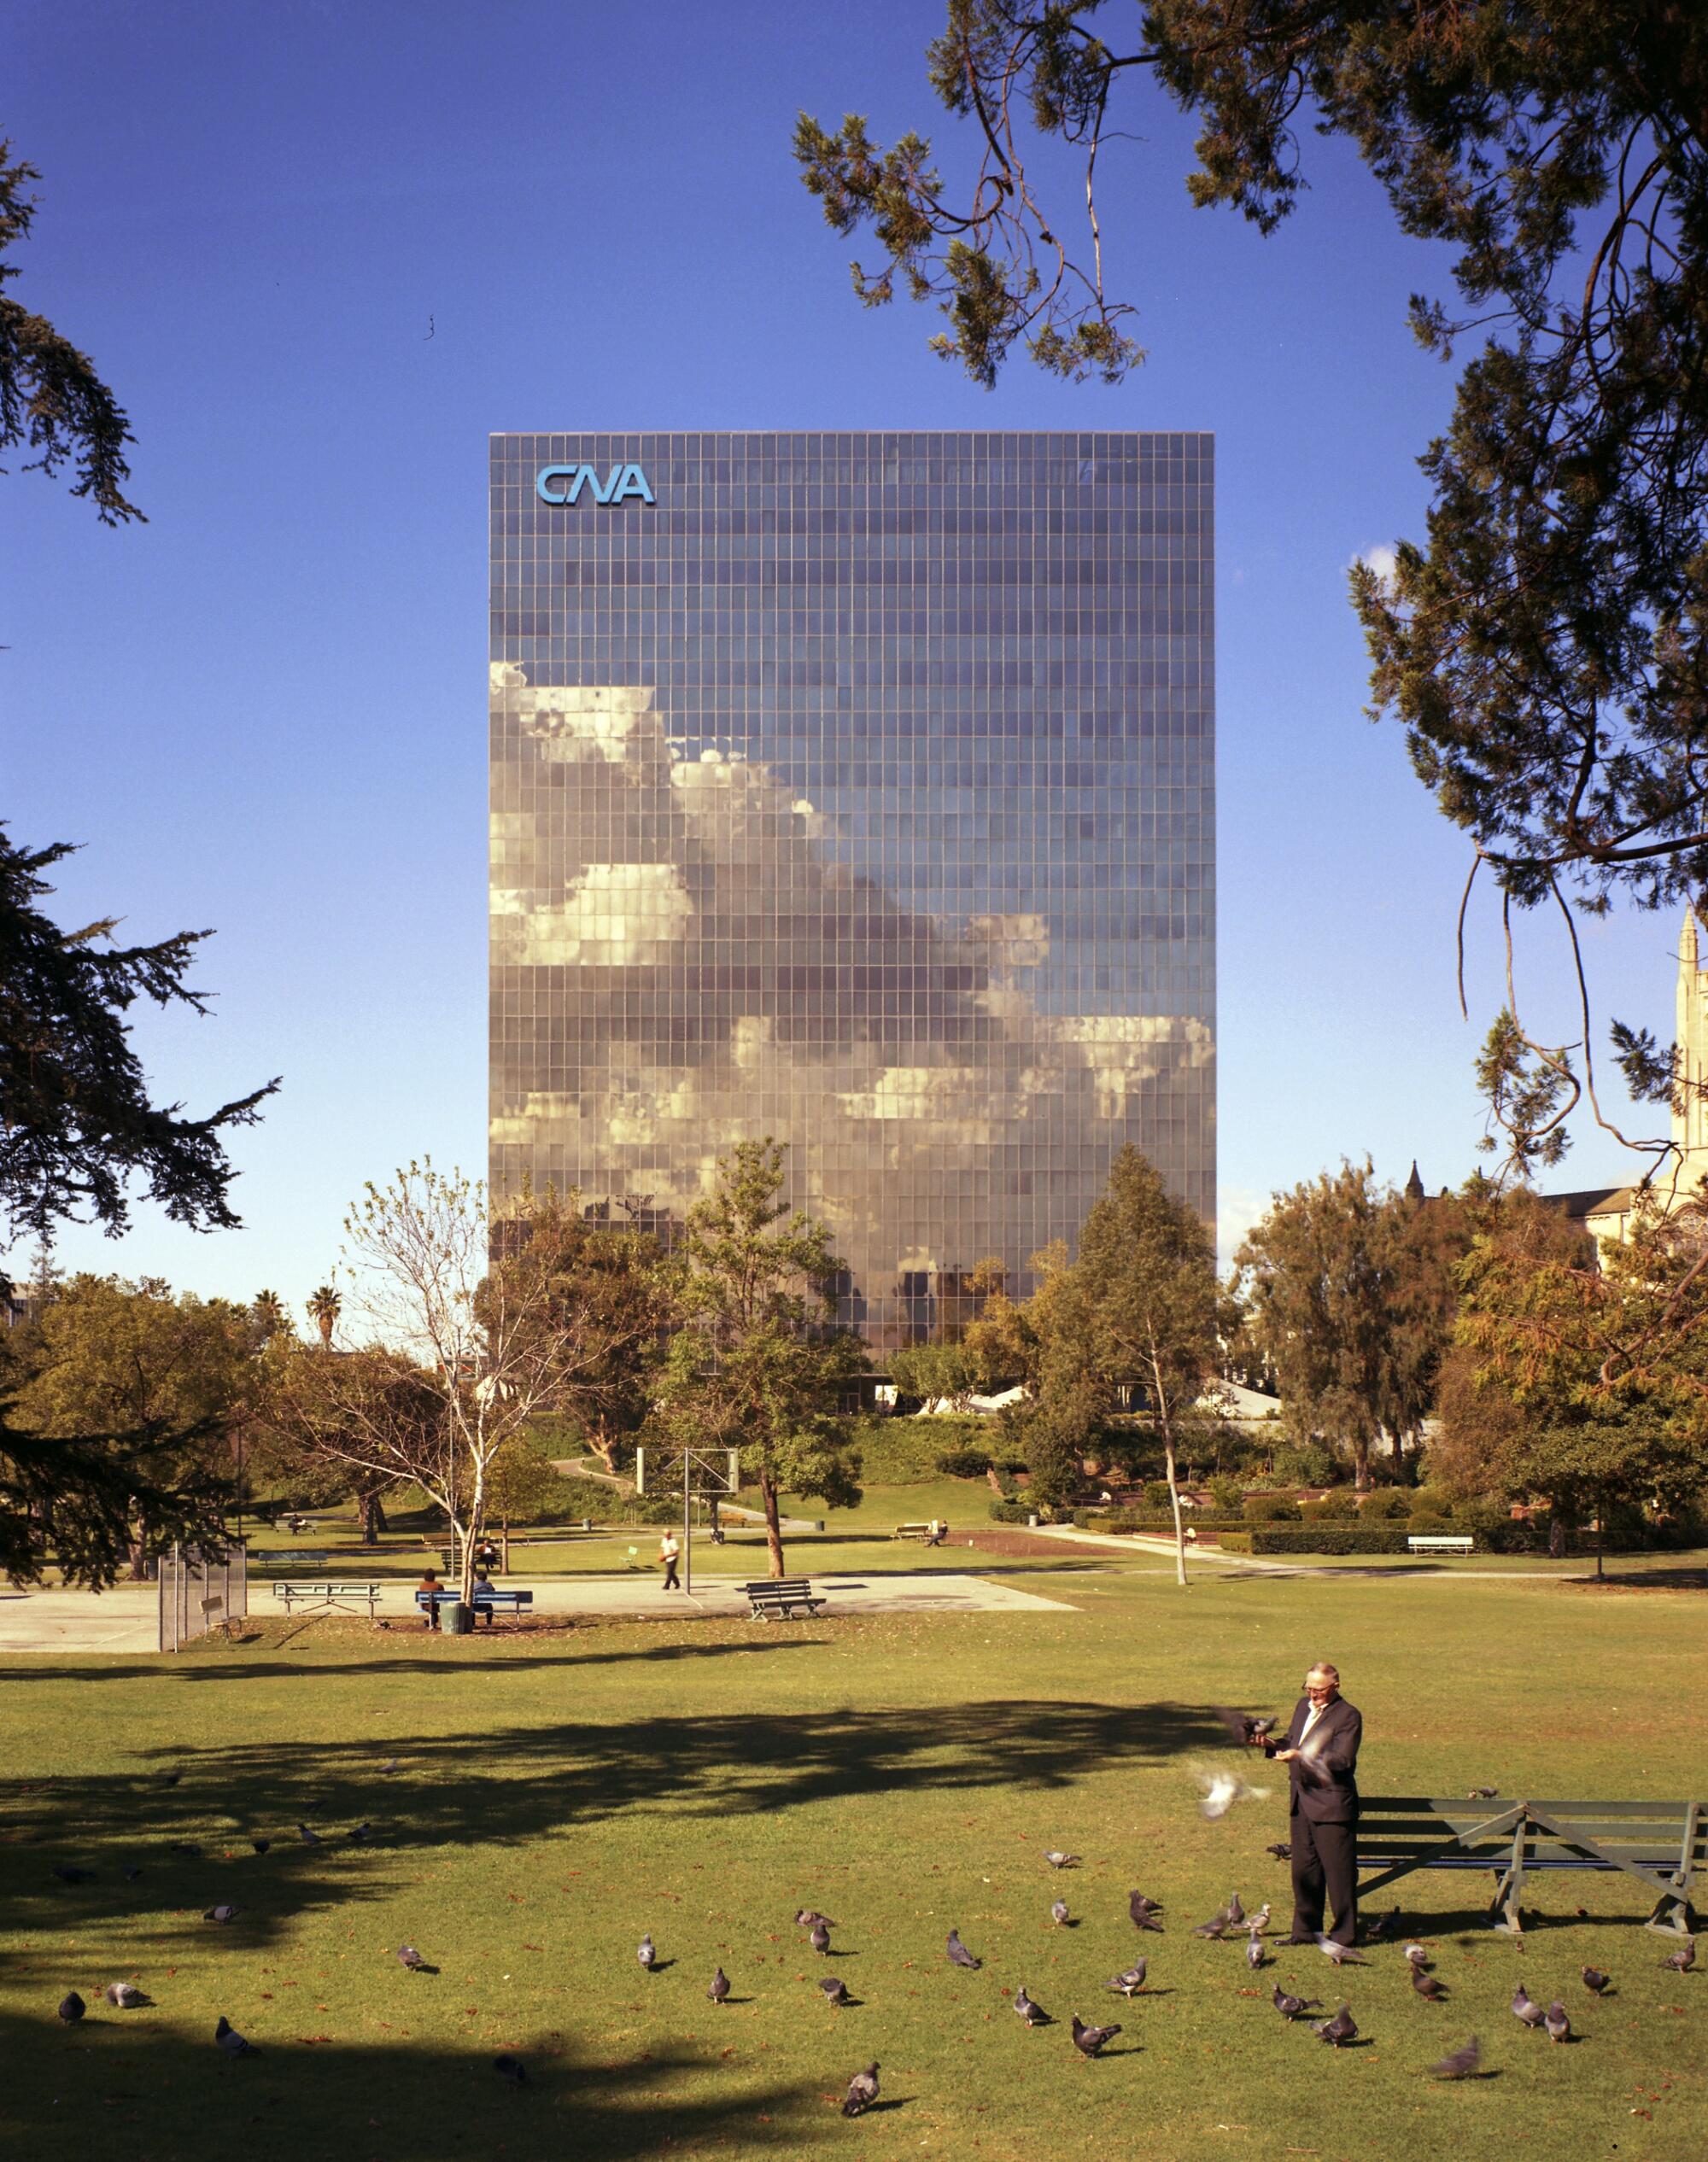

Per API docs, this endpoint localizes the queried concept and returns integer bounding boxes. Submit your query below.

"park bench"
[272,1581,383,1619]
[1357,1795,1704,1935]
[1407,1534,1474,1554]
[743,1577,825,1621]
[893,1522,948,1544]
[414,1588,534,1625]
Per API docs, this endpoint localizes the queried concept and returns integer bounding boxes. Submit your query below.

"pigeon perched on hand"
[1014,1984,1047,2026]
[492,2054,526,2086]
[203,1904,239,1925]
[105,1983,146,2008]
[57,1990,85,2024]
[1107,1962,1147,1996]
[1272,1985,1321,2020]
[1128,1891,1164,1932]
[1511,1983,1547,2029]
[1312,2002,1357,2047]
[1581,1966,1611,1995]
[1070,2014,1121,2058]
[1544,2001,1571,2043]
[810,1921,831,1955]
[818,1976,851,2007]
[841,2062,880,2117]
[709,1966,730,2005]
[1050,1899,1072,1928]
[214,2015,259,2056]
[1043,1851,1079,1869]
[1660,1936,1696,1973]
[1411,1965,1448,2001]
[638,1935,658,1972]
[946,1929,981,1970]
[1430,2035,1481,2079]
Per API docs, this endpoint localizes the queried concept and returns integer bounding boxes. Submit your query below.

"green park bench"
[1357,1795,1704,1935]
[1406,1534,1474,1554]
[744,1577,826,1621]
[271,1581,383,1619]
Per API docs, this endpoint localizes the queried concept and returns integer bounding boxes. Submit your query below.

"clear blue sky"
[4,0,1675,1312]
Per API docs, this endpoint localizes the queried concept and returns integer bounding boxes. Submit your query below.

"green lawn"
[3,1562,1703,2161]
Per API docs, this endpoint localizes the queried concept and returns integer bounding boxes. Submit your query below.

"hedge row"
[1218,1528,1430,1555]
[1072,1510,1253,1534]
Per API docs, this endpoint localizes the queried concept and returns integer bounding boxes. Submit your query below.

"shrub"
[1407,1514,1456,1537]
[1245,1527,1419,1555]
[1207,1474,1243,1511]
[1301,1490,1359,1522]
[1360,1490,1413,1520]
[991,1499,1071,1525]
[936,1446,994,1478]
[1270,1444,1338,1486]
[1142,1480,1173,1510]
[1243,1495,1302,1522]
[1409,1487,1455,1519]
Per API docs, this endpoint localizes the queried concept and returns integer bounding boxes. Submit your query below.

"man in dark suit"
[1261,1662,1362,1947]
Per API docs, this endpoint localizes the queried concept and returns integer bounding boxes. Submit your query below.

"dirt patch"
[964,1529,1136,1559]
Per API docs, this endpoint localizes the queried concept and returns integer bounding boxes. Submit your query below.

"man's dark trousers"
[1290,1815,1357,1945]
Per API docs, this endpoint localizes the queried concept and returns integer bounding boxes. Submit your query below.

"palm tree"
[252,1288,289,1338]
[306,1283,342,1350]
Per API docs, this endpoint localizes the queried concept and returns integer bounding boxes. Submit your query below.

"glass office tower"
[489,432,1214,1345]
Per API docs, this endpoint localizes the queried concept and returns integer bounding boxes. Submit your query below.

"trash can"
[1027,1513,1039,1529]
[443,1598,471,1636]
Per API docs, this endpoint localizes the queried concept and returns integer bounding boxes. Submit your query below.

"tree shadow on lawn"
[0,1636,827,1687]
[0,1699,1230,1949]
[0,2010,814,2159]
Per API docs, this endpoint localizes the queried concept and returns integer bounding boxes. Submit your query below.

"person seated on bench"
[474,1535,500,1575]
[471,1568,500,1626]
[418,1569,445,1631]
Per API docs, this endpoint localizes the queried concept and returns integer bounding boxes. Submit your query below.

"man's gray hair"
[1307,1662,1341,1682]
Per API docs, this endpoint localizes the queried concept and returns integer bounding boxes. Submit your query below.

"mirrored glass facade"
[490,431,1214,1345]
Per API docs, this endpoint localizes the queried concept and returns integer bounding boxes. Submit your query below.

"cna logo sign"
[535,462,656,506]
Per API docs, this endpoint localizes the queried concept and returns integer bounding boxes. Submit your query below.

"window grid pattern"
[489,431,1214,1345]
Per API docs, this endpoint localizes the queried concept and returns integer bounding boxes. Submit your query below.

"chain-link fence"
[158,1543,248,1652]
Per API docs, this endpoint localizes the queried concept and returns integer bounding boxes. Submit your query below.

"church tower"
[1674,909,1708,1188]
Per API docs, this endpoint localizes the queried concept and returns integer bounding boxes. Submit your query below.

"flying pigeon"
[1107,1962,1147,1996]
[1246,1931,1266,1971]
[1411,1965,1448,2001]
[1196,1768,1268,1820]
[1214,1707,1278,1746]
[818,1976,851,2007]
[1050,1899,1072,1928]
[57,1990,85,2024]
[214,2015,259,2056]
[1511,1982,1547,2029]
[1466,1787,1500,1800]
[638,1935,657,1972]
[296,1823,321,1845]
[946,1929,981,1970]
[398,1946,428,1972]
[1272,1985,1322,2020]
[203,1904,240,1925]
[1544,2001,1571,2043]
[1316,1935,1365,1966]
[51,1864,93,1885]
[1014,1984,1047,2026]
[492,2054,527,2085]
[810,1921,832,1955]
[1312,2001,1358,2048]
[710,1966,730,2005]
[1265,1842,1291,1861]
[1581,1966,1611,1995]
[841,2062,880,2117]
[795,1909,836,1930]
[1430,2035,1482,2079]
[1043,1850,1079,1869]
[1128,1891,1164,1932]
[249,1839,271,1856]
[1070,2014,1121,2059]
[1660,1937,1696,1973]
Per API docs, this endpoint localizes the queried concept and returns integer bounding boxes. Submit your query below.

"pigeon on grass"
[1050,1899,1072,1928]
[1272,1986,1322,2021]
[1511,1983,1547,2030]
[1411,1965,1448,2002]
[1312,2002,1358,2048]
[1014,1984,1048,2027]
[1043,1851,1079,1869]
[214,2016,259,2056]
[1660,1937,1696,1973]
[57,1991,85,2024]
[1246,1931,1266,1972]
[1581,1966,1611,1995]
[709,1967,730,2005]
[818,1977,851,2007]
[1316,1935,1365,1966]
[1070,2015,1121,2058]
[1430,2035,1481,2080]
[810,1921,832,1955]
[1128,1891,1165,1932]
[1265,1842,1291,1861]
[1544,2001,1571,2044]
[492,2054,527,2086]
[1402,1943,1430,1969]
[203,1904,240,1925]
[105,1983,147,2008]
[841,2062,880,2117]
[638,1935,658,1972]
[1107,1963,1147,1997]
[946,1930,981,1970]
[51,1865,94,1885]
[1466,1787,1500,1801]
[398,1945,430,1972]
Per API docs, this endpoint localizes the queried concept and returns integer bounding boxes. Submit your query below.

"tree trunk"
[1595,1488,1605,1583]
[759,1470,787,1579]
[501,1513,512,1572]
[1548,1514,1566,1559]
[1149,1346,1188,1590]
[357,1489,385,1546]
[1352,1433,1372,1491]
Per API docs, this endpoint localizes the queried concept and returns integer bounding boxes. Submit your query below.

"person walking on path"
[659,1531,681,1592]
[1260,1661,1362,1947]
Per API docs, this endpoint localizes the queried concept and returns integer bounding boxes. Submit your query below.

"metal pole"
[682,1452,693,1598]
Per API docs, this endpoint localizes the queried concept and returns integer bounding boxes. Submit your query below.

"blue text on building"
[535,463,655,506]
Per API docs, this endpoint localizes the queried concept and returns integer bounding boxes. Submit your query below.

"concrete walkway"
[0,1585,160,1652]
